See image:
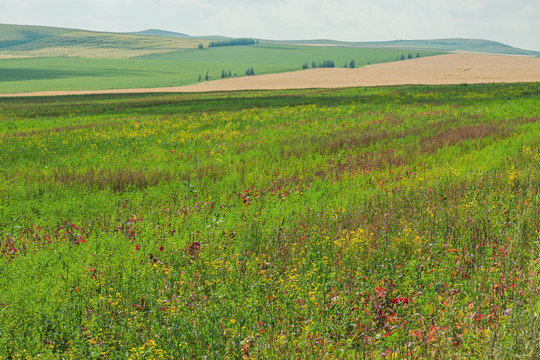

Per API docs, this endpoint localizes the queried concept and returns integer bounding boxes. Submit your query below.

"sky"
[2,0,539,51]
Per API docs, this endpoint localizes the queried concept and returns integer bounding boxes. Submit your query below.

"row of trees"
[302,59,359,70]
[198,68,255,81]
[221,69,234,78]
[302,60,336,69]
[396,53,421,61]
[301,53,423,70]
[208,38,259,48]
[198,53,423,81]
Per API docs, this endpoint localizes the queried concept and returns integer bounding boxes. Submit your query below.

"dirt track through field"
[2,53,539,97]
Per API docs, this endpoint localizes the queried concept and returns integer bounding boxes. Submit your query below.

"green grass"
[0,83,539,359]
[0,24,207,59]
[0,24,72,48]
[0,57,279,93]
[140,43,437,67]
[0,45,441,93]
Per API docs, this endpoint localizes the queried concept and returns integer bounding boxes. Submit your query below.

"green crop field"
[139,44,435,68]
[0,24,442,94]
[1,83,539,359]
[0,46,440,94]
[0,57,287,93]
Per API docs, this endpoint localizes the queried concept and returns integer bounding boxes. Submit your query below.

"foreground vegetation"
[0,83,539,359]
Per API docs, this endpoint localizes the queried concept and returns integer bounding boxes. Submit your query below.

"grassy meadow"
[1,83,539,359]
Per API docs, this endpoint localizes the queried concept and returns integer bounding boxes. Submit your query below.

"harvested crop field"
[2,53,539,96]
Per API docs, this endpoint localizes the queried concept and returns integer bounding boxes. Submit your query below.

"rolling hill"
[0,24,206,59]
[0,23,537,94]
[266,38,540,57]
[2,24,537,59]
[128,29,190,38]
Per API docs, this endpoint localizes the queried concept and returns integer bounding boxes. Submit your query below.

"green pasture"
[0,45,441,94]
[140,43,439,67]
[0,83,539,358]
[0,56,287,93]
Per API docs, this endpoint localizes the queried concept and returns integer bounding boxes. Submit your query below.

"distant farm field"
[0,45,440,94]
[139,44,429,67]
[1,83,539,358]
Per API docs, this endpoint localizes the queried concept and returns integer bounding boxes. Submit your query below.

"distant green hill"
[128,29,190,38]
[266,38,539,57]
[0,24,206,59]
[375,39,539,56]
[0,24,72,48]
[3,24,536,58]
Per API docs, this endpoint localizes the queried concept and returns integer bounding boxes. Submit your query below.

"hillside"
[267,38,540,57]
[128,29,190,38]
[0,24,206,59]
[0,24,72,48]
[1,24,537,59]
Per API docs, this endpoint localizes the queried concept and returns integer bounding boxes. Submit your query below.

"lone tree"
[198,43,204,49]
[205,72,209,81]
[349,59,355,68]
[408,53,413,59]
[400,54,405,60]
[416,52,420,58]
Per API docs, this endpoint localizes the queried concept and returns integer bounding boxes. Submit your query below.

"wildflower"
[188,241,201,256]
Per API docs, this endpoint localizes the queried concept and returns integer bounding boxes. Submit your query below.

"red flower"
[135,245,140,251]
[188,241,201,256]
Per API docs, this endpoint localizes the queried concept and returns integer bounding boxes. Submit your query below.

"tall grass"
[0,83,539,358]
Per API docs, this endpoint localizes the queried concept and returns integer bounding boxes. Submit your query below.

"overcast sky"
[2,0,539,51]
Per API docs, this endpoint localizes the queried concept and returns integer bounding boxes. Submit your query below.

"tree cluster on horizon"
[208,38,259,48]
[302,60,336,69]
